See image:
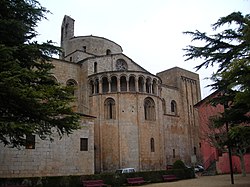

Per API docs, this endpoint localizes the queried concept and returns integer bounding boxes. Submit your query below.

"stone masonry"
[0,15,202,177]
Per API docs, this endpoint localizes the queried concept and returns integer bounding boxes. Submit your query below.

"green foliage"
[173,160,186,169]
[0,0,80,147]
[184,11,250,175]
[0,169,195,186]
[184,12,250,72]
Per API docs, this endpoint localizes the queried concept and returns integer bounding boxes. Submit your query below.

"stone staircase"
[202,161,217,176]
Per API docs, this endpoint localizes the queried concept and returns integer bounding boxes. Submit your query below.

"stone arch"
[152,79,157,94]
[146,77,151,93]
[49,75,58,83]
[120,75,127,92]
[95,78,99,94]
[89,79,95,94]
[111,76,117,92]
[66,79,77,95]
[144,97,155,120]
[106,49,111,55]
[162,98,166,114]
[138,76,144,92]
[104,98,116,119]
[102,77,109,93]
[171,100,177,115]
[129,75,136,92]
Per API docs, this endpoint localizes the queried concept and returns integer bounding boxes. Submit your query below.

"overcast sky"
[36,0,250,98]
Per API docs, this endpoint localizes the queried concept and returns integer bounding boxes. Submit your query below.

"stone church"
[0,15,201,177]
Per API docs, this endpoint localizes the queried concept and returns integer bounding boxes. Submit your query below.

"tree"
[0,0,80,148]
[184,12,250,176]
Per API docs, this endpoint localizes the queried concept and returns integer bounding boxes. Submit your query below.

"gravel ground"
[129,174,250,187]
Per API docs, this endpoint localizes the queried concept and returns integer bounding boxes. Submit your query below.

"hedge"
[0,168,195,187]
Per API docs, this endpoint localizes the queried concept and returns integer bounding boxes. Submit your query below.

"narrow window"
[83,46,86,52]
[61,28,64,41]
[162,99,166,114]
[152,79,157,94]
[102,77,109,93]
[80,138,88,151]
[144,97,155,120]
[138,77,144,92]
[129,76,136,92]
[106,49,111,55]
[194,146,197,155]
[111,76,117,92]
[94,62,97,73]
[173,149,175,158]
[89,80,94,94]
[171,100,177,114]
[26,134,35,149]
[146,78,151,93]
[66,79,77,95]
[70,57,72,62]
[120,76,127,92]
[95,79,99,94]
[65,23,68,36]
[150,138,155,152]
[104,98,116,119]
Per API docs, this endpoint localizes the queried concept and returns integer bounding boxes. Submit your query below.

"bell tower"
[60,15,75,59]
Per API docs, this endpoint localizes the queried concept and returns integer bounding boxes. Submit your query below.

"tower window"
[104,98,116,119]
[80,138,88,151]
[150,138,155,152]
[94,62,97,73]
[106,49,111,55]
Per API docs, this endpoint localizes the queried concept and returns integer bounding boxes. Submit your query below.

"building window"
[66,79,77,95]
[129,76,136,92]
[94,62,97,73]
[152,79,157,94]
[150,138,155,152]
[95,79,99,94]
[102,77,109,93]
[26,134,35,149]
[111,76,117,92]
[120,76,127,92]
[162,98,166,114]
[194,146,197,155]
[173,149,175,158]
[80,138,88,151]
[146,78,151,93]
[70,57,72,62]
[144,97,155,120]
[65,23,68,36]
[106,49,111,55]
[171,100,177,114]
[138,77,144,92]
[104,98,116,119]
[83,46,86,52]
[89,80,94,94]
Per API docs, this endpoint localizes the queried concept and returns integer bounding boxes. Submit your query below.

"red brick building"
[194,91,250,174]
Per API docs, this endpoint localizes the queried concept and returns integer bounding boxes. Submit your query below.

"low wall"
[216,153,250,174]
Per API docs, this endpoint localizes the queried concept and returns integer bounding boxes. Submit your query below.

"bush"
[0,168,195,186]
[173,160,186,169]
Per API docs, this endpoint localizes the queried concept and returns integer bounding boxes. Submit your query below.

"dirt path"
[132,174,250,187]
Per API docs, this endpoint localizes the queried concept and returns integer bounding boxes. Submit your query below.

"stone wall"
[0,118,95,178]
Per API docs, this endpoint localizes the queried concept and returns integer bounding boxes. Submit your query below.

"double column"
[91,74,160,96]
